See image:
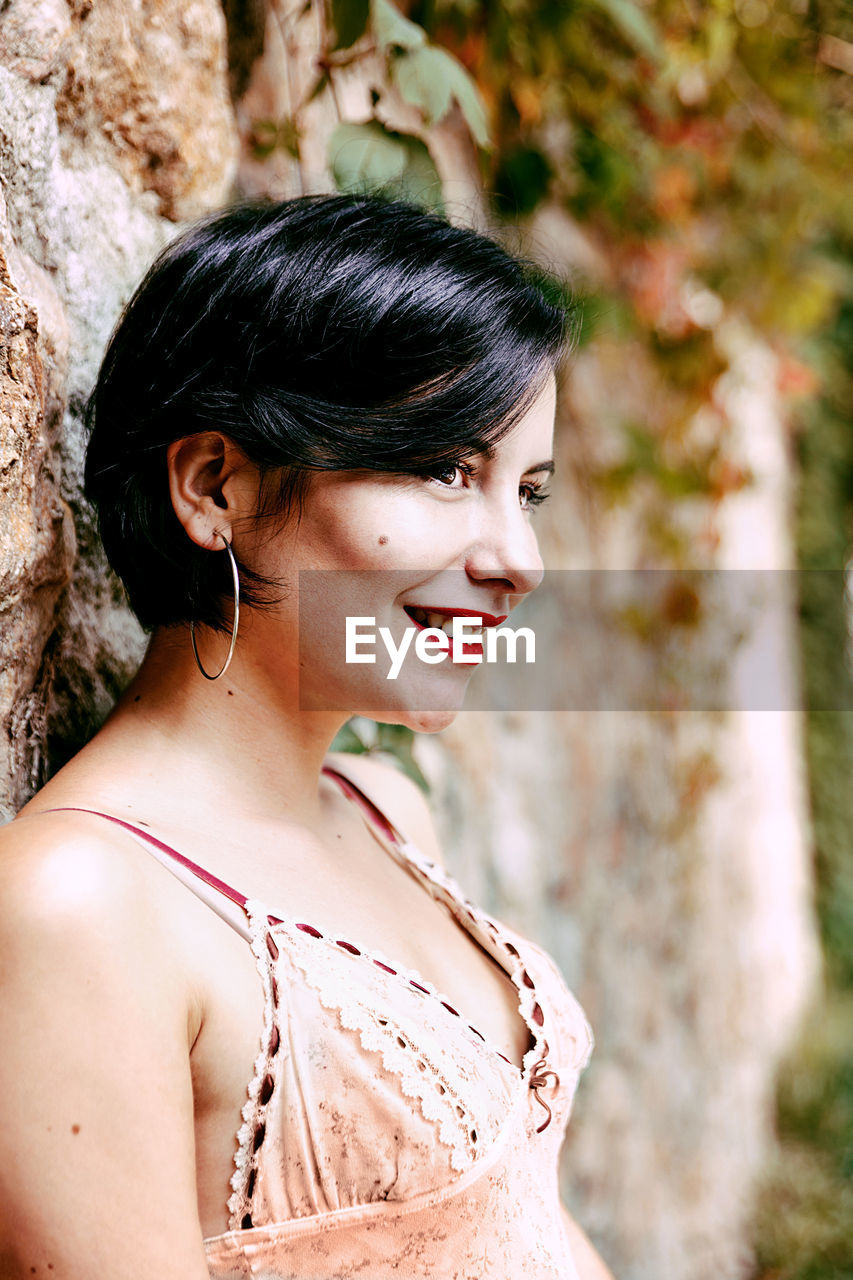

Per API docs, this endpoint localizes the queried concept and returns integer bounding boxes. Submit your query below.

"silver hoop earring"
[190,533,241,681]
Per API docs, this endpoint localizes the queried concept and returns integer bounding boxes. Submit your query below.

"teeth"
[407,607,486,638]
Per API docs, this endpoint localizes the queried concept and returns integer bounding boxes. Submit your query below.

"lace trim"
[527,943,596,1074]
[394,842,546,1076]
[226,899,278,1230]
[284,932,506,1174]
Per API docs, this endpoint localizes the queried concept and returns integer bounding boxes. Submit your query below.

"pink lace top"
[55,762,594,1278]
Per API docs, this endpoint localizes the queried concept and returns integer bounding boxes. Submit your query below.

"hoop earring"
[190,533,241,681]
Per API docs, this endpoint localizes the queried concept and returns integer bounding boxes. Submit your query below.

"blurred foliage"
[264,0,851,553]
[797,278,853,989]
[330,717,430,790]
[747,268,853,1280]
[321,0,489,211]
[414,0,852,533]
[749,991,853,1279]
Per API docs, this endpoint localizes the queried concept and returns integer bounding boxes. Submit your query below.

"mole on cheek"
[378,536,388,546]
[71,1124,80,1134]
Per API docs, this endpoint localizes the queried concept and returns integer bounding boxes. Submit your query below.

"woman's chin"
[352,678,473,734]
[300,661,476,728]
[351,700,463,735]
[400,706,461,734]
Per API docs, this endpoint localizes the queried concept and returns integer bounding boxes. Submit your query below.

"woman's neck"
[100,626,350,827]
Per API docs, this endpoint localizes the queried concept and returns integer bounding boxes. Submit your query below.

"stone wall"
[0,0,238,814]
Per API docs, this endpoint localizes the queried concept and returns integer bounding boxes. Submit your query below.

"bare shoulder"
[0,809,188,982]
[1,809,135,916]
[325,750,446,866]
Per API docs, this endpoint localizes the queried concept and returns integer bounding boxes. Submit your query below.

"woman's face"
[239,371,557,732]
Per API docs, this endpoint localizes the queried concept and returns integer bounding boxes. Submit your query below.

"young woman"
[0,196,611,1279]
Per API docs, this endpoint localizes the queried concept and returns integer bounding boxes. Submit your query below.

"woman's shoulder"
[324,750,446,866]
[0,805,202,1069]
[1,807,141,915]
[0,807,194,980]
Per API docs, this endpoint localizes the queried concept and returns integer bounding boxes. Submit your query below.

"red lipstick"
[403,606,507,665]
[403,606,508,627]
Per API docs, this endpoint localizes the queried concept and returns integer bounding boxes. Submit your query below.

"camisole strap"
[41,768,402,944]
[320,762,405,847]
[41,807,254,943]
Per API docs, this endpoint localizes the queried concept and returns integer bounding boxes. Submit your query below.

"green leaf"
[392,46,490,148]
[329,720,371,753]
[328,120,444,212]
[396,133,445,213]
[393,46,454,124]
[328,120,409,194]
[448,61,490,149]
[374,725,430,792]
[371,0,426,51]
[332,0,369,49]
[589,0,663,62]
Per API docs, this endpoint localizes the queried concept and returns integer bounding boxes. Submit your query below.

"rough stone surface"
[0,0,238,799]
[0,193,74,818]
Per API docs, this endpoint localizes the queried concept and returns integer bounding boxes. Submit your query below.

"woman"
[0,196,611,1279]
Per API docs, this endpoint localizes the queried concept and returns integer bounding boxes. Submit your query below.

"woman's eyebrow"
[469,448,555,476]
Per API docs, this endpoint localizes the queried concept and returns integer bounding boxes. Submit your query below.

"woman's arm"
[561,1203,616,1280]
[0,816,211,1280]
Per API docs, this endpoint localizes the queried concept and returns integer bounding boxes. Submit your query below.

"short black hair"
[84,194,577,631]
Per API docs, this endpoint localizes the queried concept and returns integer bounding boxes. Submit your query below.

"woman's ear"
[166,433,254,550]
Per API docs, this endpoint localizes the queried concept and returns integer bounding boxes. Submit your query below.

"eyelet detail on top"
[296,922,322,938]
[227,906,287,1233]
[228,823,561,1224]
[362,856,559,1141]
[278,910,523,1071]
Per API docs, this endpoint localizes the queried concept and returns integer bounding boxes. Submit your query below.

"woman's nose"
[465,501,545,598]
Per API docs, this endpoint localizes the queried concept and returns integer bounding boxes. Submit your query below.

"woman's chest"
[186,861,533,1237]
[201,812,535,1069]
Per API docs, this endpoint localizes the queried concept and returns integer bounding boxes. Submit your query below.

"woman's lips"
[403,606,508,664]
[404,606,508,628]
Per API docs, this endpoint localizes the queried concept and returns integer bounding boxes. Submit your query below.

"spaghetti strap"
[43,807,249,907]
[40,806,254,942]
[39,769,403,943]
[320,762,404,846]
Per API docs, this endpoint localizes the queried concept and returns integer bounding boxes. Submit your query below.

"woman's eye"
[427,461,473,489]
[520,484,551,511]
